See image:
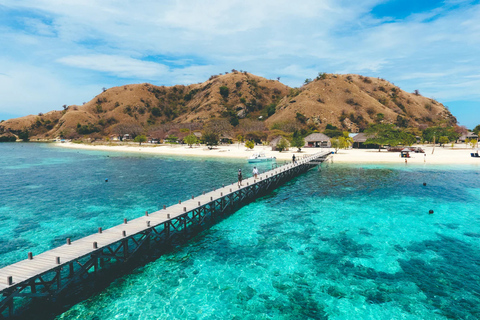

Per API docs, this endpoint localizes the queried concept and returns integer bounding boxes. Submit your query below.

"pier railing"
[0,151,331,318]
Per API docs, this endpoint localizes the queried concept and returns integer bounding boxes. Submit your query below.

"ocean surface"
[1,143,480,319]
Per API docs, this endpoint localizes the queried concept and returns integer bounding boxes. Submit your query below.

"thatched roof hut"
[269,136,283,151]
[304,133,331,148]
[352,132,377,149]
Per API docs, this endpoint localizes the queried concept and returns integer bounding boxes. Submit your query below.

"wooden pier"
[0,151,331,318]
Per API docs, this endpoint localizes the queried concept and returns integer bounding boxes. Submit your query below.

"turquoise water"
[1,144,480,319]
[0,143,268,268]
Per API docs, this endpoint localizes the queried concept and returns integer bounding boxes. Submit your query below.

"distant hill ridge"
[0,72,456,140]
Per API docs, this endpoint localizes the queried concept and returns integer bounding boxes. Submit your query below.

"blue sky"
[0,0,479,128]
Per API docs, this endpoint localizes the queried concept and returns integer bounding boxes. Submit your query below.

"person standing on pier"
[292,154,296,164]
[238,169,243,187]
[253,166,258,179]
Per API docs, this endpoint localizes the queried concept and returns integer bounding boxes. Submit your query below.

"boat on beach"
[248,152,276,163]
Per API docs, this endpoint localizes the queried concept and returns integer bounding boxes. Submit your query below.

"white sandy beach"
[54,142,480,166]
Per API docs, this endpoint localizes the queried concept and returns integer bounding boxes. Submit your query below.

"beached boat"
[248,152,276,163]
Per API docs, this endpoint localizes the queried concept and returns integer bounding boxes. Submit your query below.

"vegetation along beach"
[1,1,480,319]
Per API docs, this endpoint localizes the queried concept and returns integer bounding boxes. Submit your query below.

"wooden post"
[183,207,186,212]
[146,221,150,227]
[163,205,166,209]
[124,239,129,259]
[56,257,60,264]
[145,211,149,216]
[28,252,33,260]
[98,227,102,234]
[124,218,127,224]
[183,216,187,236]
[165,221,170,240]
[178,200,181,204]
[7,276,12,286]
[122,231,126,237]
[93,242,98,249]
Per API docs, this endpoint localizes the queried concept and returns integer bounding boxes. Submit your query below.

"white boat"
[248,152,276,163]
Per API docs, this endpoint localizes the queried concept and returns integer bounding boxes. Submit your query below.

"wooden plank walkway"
[0,151,330,302]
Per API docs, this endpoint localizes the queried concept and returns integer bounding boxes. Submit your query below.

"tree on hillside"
[295,113,307,124]
[267,129,289,142]
[466,138,478,149]
[219,86,229,99]
[18,130,29,142]
[204,118,233,136]
[112,123,143,140]
[473,124,480,136]
[276,137,290,152]
[245,140,254,149]
[330,132,353,154]
[316,72,327,80]
[422,127,459,143]
[291,131,305,152]
[203,132,219,149]
[134,135,147,145]
[165,134,178,144]
[365,124,400,152]
[238,119,265,134]
[342,131,353,149]
[330,138,341,154]
[245,131,267,144]
[438,136,449,147]
[270,120,300,133]
[184,134,197,148]
[400,132,416,146]
[323,124,343,138]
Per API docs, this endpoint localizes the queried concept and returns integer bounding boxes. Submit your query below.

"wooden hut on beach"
[269,136,283,151]
[304,133,331,148]
[459,132,478,143]
[352,133,378,149]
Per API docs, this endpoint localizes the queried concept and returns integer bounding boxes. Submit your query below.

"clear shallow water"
[1,144,480,319]
[0,143,265,268]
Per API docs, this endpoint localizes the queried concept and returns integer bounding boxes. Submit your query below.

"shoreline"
[52,142,480,166]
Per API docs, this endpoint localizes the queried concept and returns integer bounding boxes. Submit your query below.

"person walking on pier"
[238,169,243,187]
[292,154,296,164]
[253,166,258,179]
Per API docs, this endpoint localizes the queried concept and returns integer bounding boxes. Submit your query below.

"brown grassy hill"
[0,72,456,140]
[267,74,456,132]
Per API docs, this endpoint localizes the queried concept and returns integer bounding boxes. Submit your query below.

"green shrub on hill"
[0,136,16,142]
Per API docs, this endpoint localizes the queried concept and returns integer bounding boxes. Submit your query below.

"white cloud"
[0,0,479,123]
[57,55,169,79]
